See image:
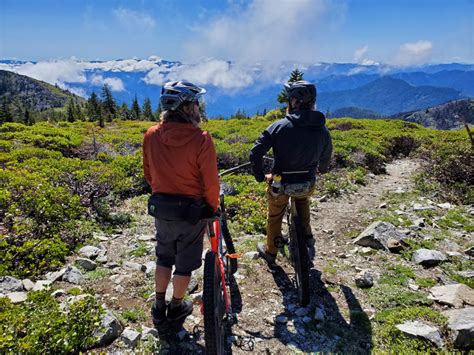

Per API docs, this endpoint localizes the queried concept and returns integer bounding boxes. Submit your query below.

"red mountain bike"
[202,164,244,355]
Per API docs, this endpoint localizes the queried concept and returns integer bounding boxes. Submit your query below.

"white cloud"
[392,40,433,66]
[90,74,125,91]
[143,59,254,90]
[185,0,345,63]
[113,7,156,30]
[1,60,87,85]
[354,45,368,63]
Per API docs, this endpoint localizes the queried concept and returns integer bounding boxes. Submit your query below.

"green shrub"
[0,291,103,353]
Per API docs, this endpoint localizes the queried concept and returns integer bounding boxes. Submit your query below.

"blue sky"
[0,0,473,64]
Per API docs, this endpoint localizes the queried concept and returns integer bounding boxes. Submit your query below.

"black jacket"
[249,110,332,183]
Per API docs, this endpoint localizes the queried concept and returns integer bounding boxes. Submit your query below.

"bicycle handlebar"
[218,156,274,177]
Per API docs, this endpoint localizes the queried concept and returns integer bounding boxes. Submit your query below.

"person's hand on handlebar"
[265,174,273,183]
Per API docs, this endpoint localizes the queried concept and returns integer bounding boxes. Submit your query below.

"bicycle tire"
[203,250,225,355]
[290,215,310,306]
[221,213,238,274]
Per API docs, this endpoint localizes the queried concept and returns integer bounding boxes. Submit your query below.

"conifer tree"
[101,84,116,120]
[277,68,304,104]
[131,95,141,120]
[119,102,132,120]
[142,98,153,121]
[66,98,76,122]
[87,92,102,122]
[0,98,13,124]
[24,108,33,126]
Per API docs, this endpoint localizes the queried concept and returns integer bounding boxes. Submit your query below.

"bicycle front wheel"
[203,250,226,355]
[290,215,310,306]
[221,213,238,275]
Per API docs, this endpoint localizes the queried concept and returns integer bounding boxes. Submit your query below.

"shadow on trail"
[268,265,372,353]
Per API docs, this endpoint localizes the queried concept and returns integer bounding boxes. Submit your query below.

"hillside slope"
[0,69,84,112]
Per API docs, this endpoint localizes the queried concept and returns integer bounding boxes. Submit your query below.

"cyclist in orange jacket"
[143,81,219,326]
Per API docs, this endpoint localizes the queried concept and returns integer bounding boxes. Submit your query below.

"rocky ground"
[1,158,473,353]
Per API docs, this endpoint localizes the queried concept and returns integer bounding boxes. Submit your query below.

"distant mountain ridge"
[318,77,464,115]
[0,69,84,112]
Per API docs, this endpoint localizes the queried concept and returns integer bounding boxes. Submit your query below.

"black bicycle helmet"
[284,80,317,107]
[160,81,206,111]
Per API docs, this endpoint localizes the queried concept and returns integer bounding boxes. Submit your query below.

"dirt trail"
[85,158,421,353]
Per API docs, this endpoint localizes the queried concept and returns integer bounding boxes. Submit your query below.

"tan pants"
[265,186,314,254]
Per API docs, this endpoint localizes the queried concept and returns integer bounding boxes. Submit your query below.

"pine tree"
[0,98,13,124]
[101,84,116,120]
[66,98,76,122]
[131,95,141,120]
[87,92,102,122]
[277,68,305,104]
[74,101,85,121]
[119,102,132,120]
[199,101,208,122]
[24,108,33,126]
[142,98,153,121]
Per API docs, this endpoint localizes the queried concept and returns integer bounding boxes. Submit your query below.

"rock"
[387,238,406,253]
[114,285,125,293]
[124,261,142,271]
[287,304,297,312]
[46,268,67,282]
[413,218,426,228]
[105,262,120,269]
[314,307,325,321]
[244,251,259,260]
[121,328,141,348]
[456,271,474,279]
[51,289,66,298]
[439,239,461,252]
[0,276,24,293]
[96,255,108,264]
[429,284,474,308]
[353,221,405,251]
[7,292,28,304]
[32,280,52,291]
[62,266,83,284]
[393,187,406,194]
[295,307,309,317]
[93,232,109,242]
[378,203,387,209]
[396,320,443,347]
[302,316,312,323]
[275,315,288,324]
[78,245,101,260]
[447,251,464,259]
[360,247,374,255]
[75,258,97,271]
[437,202,452,209]
[355,270,374,288]
[93,309,123,347]
[412,249,446,267]
[465,246,474,257]
[413,203,435,211]
[142,326,158,339]
[141,261,156,276]
[443,307,474,349]
[22,279,35,291]
[138,234,156,241]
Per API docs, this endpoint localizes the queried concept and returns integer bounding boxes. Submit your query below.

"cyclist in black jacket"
[249,80,332,264]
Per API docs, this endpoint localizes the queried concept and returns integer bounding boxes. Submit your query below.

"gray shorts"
[154,219,206,276]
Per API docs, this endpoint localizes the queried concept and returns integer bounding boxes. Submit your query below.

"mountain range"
[0,58,473,118]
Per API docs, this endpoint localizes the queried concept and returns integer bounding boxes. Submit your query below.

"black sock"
[170,296,183,308]
[155,292,166,307]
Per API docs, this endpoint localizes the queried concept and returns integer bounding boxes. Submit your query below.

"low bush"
[0,291,103,353]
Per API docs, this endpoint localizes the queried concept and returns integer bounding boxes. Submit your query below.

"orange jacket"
[143,122,220,212]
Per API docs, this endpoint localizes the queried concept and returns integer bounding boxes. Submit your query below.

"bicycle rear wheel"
[289,215,310,306]
[203,250,226,355]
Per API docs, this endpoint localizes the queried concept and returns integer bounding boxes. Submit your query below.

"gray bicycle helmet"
[284,80,316,107]
[160,81,206,111]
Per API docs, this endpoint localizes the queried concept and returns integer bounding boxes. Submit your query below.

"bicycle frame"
[206,218,231,314]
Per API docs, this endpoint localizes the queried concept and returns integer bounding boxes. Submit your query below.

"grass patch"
[85,267,112,281]
[365,283,432,309]
[121,307,146,323]
[129,241,149,257]
[373,306,448,352]
[415,278,438,288]
[379,265,416,286]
